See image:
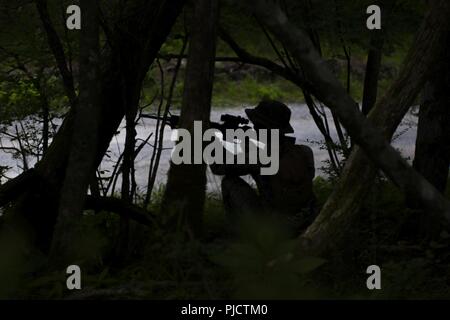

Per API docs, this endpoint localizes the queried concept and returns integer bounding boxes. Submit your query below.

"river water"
[0,103,418,195]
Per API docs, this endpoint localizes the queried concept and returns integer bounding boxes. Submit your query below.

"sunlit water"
[0,103,418,196]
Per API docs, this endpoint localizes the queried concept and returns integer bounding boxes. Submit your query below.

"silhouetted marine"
[210,100,317,235]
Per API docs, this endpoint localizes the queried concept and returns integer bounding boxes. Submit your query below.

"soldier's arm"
[304,146,315,180]
[210,161,259,176]
[209,145,260,176]
[296,145,315,180]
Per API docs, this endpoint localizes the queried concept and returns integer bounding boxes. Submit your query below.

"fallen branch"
[84,195,155,227]
[0,169,37,207]
[0,171,155,227]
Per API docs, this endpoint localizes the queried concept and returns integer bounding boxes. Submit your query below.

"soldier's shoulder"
[283,143,313,161]
[293,144,314,155]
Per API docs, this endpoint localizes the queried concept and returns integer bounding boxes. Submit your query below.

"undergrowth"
[2,178,450,300]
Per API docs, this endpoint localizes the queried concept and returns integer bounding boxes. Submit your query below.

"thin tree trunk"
[42,96,49,153]
[145,39,187,206]
[89,173,101,198]
[117,86,138,261]
[362,31,384,116]
[161,0,219,237]
[303,90,341,175]
[50,0,101,263]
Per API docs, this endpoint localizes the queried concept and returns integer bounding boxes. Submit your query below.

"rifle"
[141,113,252,132]
[142,113,267,156]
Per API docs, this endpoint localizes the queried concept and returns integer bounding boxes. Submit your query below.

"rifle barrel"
[141,113,251,131]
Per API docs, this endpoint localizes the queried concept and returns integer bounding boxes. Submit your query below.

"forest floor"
[3,177,450,300]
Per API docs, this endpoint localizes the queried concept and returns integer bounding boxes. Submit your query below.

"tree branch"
[0,169,38,207]
[35,0,77,107]
[218,26,310,89]
[84,195,155,227]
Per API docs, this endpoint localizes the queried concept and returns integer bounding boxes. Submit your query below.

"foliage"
[212,74,303,107]
[0,81,40,121]
[212,216,326,299]
[1,178,450,299]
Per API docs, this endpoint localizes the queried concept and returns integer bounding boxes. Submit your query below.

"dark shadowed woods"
[0,0,449,299]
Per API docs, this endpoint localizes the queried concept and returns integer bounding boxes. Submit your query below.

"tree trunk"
[50,0,101,263]
[362,31,384,116]
[3,0,185,253]
[414,87,450,193]
[245,0,450,255]
[413,36,450,193]
[116,90,139,262]
[161,0,219,237]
